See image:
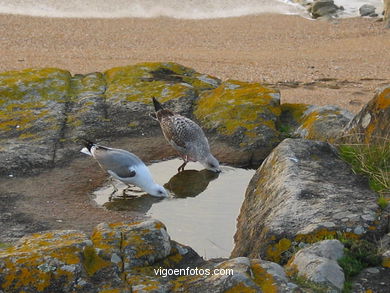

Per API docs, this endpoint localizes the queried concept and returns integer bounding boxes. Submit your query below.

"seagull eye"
[209,163,215,168]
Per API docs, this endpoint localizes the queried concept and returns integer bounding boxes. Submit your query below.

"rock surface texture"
[309,0,342,19]
[343,84,390,143]
[232,138,386,263]
[194,79,282,167]
[294,105,353,141]
[0,219,301,293]
[0,63,300,176]
[286,240,345,291]
[0,63,221,176]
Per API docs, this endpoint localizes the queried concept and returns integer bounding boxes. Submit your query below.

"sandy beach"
[0,13,389,112]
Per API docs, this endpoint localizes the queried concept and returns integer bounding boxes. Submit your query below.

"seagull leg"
[109,178,118,201]
[177,155,189,172]
[121,185,143,198]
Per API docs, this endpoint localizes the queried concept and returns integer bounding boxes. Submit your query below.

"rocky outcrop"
[232,138,386,263]
[0,63,221,176]
[379,232,390,268]
[359,4,377,17]
[0,219,301,293]
[294,105,353,141]
[351,267,390,293]
[0,68,72,175]
[342,85,390,143]
[309,0,343,19]
[194,79,282,167]
[286,240,345,291]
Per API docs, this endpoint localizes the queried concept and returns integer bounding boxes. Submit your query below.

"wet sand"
[0,13,389,111]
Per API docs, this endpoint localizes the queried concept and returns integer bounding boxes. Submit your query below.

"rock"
[0,219,302,292]
[309,0,341,19]
[342,85,390,144]
[294,105,353,141]
[172,257,297,292]
[279,103,311,136]
[0,63,221,176]
[379,233,390,268]
[384,0,390,28]
[99,62,220,138]
[351,266,390,293]
[194,79,282,167]
[232,138,386,263]
[359,4,377,17]
[286,240,345,291]
[92,219,172,270]
[0,230,106,292]
[0,68,71,176]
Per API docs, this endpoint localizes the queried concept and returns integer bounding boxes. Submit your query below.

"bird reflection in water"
[102,168,220,212]
[164,169,220,198]
[103,191,163,213]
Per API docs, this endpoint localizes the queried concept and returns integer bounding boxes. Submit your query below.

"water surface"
[92,159,255,259]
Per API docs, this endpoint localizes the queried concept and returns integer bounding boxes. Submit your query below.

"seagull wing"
[93,147,143,178]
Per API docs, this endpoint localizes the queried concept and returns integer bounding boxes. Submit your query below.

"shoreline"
[0,13,389,112]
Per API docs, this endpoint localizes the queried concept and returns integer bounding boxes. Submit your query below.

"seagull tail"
[152,97,164,112]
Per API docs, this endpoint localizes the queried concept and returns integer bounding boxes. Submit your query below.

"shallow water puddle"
[92,159,255,259]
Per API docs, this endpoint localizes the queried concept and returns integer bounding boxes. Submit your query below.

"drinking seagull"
[80,140,168,199]
[152,97,221,173]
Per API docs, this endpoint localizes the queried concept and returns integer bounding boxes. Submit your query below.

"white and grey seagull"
[152,97,221,173]
[81,140,168,199]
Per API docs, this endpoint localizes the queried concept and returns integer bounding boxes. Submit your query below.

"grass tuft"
[337,135,389,200]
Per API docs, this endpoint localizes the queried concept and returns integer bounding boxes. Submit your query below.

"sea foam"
[0,0,383,19]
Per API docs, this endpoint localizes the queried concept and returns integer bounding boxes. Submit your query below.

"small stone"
[354,226,365,235]
[110,253,122,264]
[365,267,380,274]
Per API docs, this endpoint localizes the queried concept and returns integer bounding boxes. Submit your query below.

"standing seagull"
[152,97,221,173]
[81,140,168,199]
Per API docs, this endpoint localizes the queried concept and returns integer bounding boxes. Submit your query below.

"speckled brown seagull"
[152,97,221,173]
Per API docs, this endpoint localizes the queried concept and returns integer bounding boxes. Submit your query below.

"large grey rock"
[309,0,342,19]
[359,4,377,17]
[287,240,345,291]
[173,257,298,292]
[0,68,71,176]
[0,63,221,176]
[194,79,282,167]
[294,105,353,141]
[232,138,386,263]
[0,219,300,293]
[342,84,390,144]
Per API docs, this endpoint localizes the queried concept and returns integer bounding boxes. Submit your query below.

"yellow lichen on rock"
[104,62,219,104]
[194,79,281,140]
[224,283,258,293]
[0,68,71,140]
[0,230,91,292]
[265,238,292,263]
[83,246,112,276]
[250,262,278,293]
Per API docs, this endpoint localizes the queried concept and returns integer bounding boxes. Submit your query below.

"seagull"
[151,97,221,173]
[80,140,168,199]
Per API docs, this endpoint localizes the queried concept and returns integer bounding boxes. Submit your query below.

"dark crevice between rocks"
[119,231,126,283]
[51,98,72,165]
[142,68,184,84]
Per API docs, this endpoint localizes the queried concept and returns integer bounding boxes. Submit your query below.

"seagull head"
[146,183,169,198]
[200,154,221,173]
